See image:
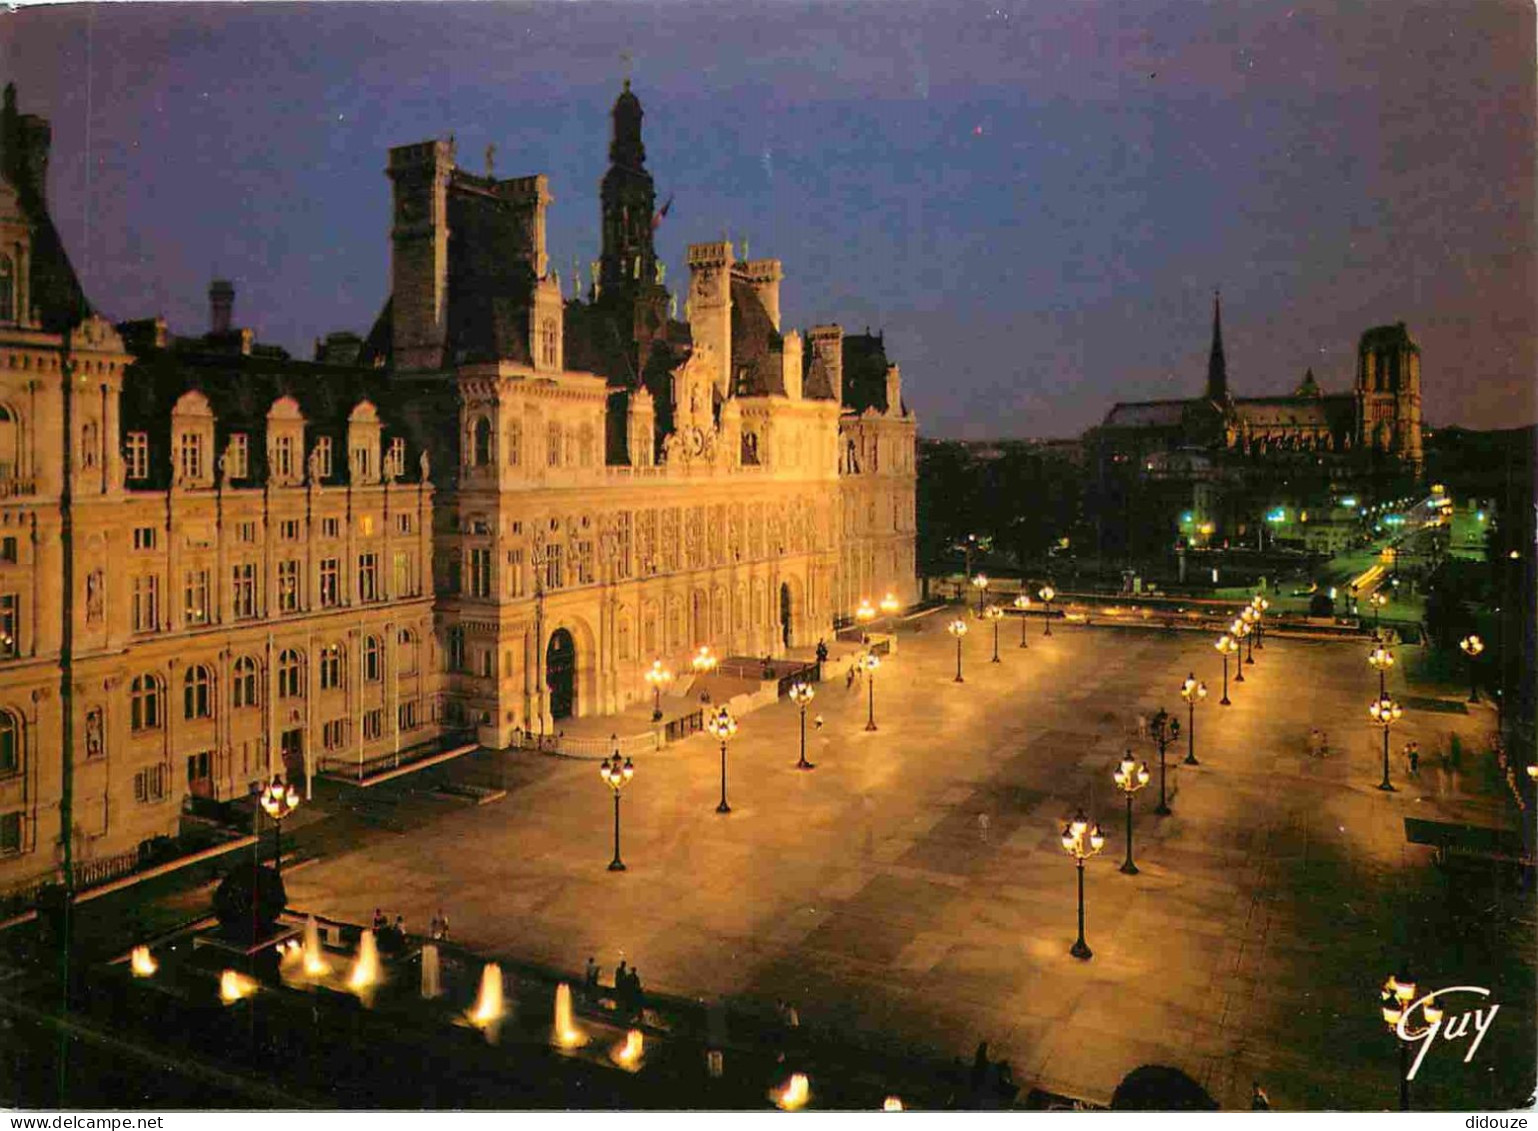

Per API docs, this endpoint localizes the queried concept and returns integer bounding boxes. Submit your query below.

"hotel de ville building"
[0,81,918,896]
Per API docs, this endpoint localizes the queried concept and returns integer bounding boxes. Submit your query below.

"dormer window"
[178,431,203,481]
[314,437,333,479]
[273,435,295,480]
[170,391,216,487]
[0,256,13,324]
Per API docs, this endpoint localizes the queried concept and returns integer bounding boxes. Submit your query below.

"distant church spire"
[1206,289,1229,401]
[599,80,657,301]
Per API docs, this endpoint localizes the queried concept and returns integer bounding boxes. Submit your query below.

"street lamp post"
[1251,595,1269,649]
[947,618,968,682]
[1229,619,1248,683]
[706,705,738,813]
[789,681,816,769]
[1369,695,1404,792]
[1013,593,1031,648]
[1039,584,1056,636]
[880,592,901,637]
[644,659,673,722]
[1241,606,1258,664]
[861,651,881,731]
[1367,644,1395,699]
[1149,708,1181,815]
[1059,809,1105,959]
[1382,972,1443,1111]
[1460,634,1485,703]
[692,645,718,679]
[971,574,989,617]
[1370,591,1388,636]
[259,774,300,877]
[1180,673,1207,765]
[983,603,1004,663]
[1113,753,1151,875]
[1215,634,1238,704]
[855,597,876,641]
[599,747,635,871]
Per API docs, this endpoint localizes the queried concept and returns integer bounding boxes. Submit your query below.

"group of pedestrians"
[584,955,645,1020]
[370,906,450,948]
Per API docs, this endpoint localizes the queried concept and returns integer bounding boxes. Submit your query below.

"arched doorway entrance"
[546,628,577,720]
[779,583,793,649]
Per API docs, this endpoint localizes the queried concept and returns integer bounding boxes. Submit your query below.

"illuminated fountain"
[883,1096,904,1112]
[420,942,442,999]
[348,928,380,1001]
[610,1029,644,1071]
[466,963,505,1039]
[219,969,257,1004]
[772,1072,811,1111]
[552,981,587,1049]
[301,915,330,979]
[129,945,157,978]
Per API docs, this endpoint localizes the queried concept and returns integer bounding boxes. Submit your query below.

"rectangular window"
[235,521,257,544]
[186,750,211,788]
[133,764,167,804]
[446,627,465,673]
[388,437,406,479]
[178,432,203,482]
[396,513,412,535]
[392,551,414,598]
[507,549,524,598]
[133,526,157,551]
[0,536,15,563]
[576,539,594,585]
[398,699,420,732]
[0,811,20,855]
[280,519,300,541]
[353,446,371,481]
[228,433,249,479]
[231,563,257,619]
[359,515,374,538]
[477,649,493,678]
[314,437,333,479]
[358,553,379,602]
[544,544,563,590]
[362,709,383,741]
[0,594,17,659]
[323,718,348,751]
[319,558,340,607]
[322,517,340,539]
[125,433,149,480]
[469,547,492,598]
[183,569,209,625]
[547,424,561,467]
[277,560,300,612]
[131,574,159,633]
[274,435,294,481]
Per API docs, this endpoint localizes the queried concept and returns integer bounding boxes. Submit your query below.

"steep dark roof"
[1359,322,1419,353]
[841,331,891,413]
[729,279,784,396]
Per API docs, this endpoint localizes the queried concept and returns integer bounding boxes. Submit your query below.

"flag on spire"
[651,193,674,230]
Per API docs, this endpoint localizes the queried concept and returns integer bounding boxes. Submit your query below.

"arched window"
[233,656,259,708]
[471,417,492,467]
[363,634,383,682]
[278,649,305,699]
[0,709,20,775]
[319,643,344,691]
[396,628,418,675]
[131,674,163,732]
[183,665,213,720]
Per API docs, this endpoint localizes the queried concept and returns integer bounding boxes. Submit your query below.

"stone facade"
[0,81,918,891]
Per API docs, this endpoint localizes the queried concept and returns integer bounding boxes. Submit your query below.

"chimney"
[209,279,235,336]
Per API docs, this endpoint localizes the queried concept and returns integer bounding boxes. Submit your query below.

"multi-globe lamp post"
[1369,695,1404,792]
[880,592,901,635]
[855,597,876,638]
[706,705,738,814]
[1180,673,1206,765]
[1039,584,1057,636]
[599,748,635,872]
[1228,619,1249,683]
[1149,707,1181,815]
[1113,753,1151,875]
[971,573,990,617]
[947,618,969,682]
[1013,593,1031,648]
[1382,972,1442,1111]
[1250,594,1269,648]
[983,603,1004,663]
[1241,606,1259,664]
[789,681,816,770]
[692,645,718,679]
[1059,809,1105,959]
[644,659,673,722]
[1370,591,1389,635]
[1459,634,1484,703]
[1367,643,1395,698]
[1215,633,1239,705]
[861,651,881,731]
[259,773,300,877]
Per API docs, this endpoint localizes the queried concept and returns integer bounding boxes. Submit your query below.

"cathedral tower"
[599,81,658,301]
[1355,323,1423,475]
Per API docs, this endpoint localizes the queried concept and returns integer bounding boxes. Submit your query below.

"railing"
[775,661,822,697]
[318,730,478,781]
[514,729,662,759]
[0,476,36,500]
[74,846,145,890]
[663,710,704,744]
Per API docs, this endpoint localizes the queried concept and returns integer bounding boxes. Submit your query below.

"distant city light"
[1267,508,1287,523]
[1340,496,1357,508]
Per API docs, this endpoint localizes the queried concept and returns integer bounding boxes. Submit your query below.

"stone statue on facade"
[418,448,431,483]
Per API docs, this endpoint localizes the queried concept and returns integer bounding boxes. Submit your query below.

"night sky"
[5,0,1533,438]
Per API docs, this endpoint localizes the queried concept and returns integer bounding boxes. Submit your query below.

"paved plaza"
[282,614,1535,1110]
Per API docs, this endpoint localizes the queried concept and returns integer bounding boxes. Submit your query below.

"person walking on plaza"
[585,955,599,989]
[1407,741,1420,777]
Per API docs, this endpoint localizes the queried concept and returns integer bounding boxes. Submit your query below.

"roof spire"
[1206,288,1228,401]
